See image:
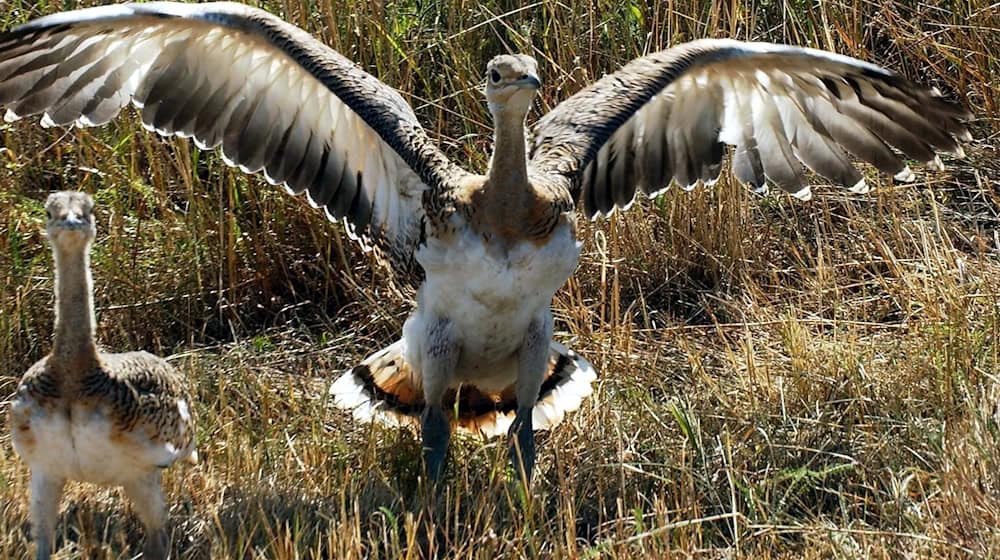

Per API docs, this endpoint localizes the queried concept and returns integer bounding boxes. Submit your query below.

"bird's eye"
[490,69,501,83]
[46,210,52,220]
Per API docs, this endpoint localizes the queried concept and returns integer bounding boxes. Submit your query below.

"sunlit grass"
[1,0,999,557]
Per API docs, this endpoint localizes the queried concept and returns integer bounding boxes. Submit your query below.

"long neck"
[50,245,99,369]
[487,107,529,188]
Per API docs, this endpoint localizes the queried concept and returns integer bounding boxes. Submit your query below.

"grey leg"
[420,318,459,482]
[123,471,170,560]
[509,312,553,484]
[29,470,65,560]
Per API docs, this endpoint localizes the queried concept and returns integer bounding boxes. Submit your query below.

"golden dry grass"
[1,0,999,558]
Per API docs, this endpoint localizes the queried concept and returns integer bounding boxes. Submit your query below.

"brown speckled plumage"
[14,352,197,464]
[85,353,194,446]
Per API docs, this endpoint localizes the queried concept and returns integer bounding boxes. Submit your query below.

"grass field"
[1,0,999,557]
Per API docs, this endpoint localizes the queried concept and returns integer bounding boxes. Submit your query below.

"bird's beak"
[517,75,542,89]
[62,213,86,229]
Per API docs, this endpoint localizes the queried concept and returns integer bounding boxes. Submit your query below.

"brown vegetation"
[1,0,998,557]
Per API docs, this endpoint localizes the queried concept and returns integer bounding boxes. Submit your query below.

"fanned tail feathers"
[330,341,596,437]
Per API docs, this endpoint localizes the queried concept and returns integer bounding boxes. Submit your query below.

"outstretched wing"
[0,2,467,279]
[528,39,972,218]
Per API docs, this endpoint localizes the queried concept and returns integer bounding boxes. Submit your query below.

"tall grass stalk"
[1,0,998,557]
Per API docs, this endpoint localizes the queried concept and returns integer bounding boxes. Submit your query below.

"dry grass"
[1,0,999,558]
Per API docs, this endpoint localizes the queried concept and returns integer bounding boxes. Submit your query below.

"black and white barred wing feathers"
[528,39,972,218]
[0,2,465,276]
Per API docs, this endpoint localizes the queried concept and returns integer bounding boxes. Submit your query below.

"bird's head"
[484,54,541,117]
[45,191,96,252]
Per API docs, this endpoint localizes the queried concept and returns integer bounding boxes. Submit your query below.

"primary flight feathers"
[0,2,971,268]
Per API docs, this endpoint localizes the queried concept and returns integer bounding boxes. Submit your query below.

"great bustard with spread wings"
[0,2,971,483]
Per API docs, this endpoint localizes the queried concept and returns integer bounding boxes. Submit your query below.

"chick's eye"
[490,69,501,83]
[46,210,52,219]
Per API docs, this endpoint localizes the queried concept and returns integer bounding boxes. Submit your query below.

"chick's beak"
[517,74,542,89]
[59,212,88,230]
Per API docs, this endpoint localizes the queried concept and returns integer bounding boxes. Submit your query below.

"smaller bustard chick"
[9,191,197,560]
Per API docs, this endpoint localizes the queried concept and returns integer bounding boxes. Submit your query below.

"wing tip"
[848,178,870,194]
[791,185,813,201]
[926,155,945,172]
[893,165,916,183]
